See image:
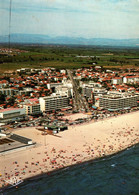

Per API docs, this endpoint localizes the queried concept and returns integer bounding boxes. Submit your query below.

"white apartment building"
[55,86,73,97]
[99,93,138,111]
[39,95,69,112]
[23,104,41,115]
[23,98,41,115]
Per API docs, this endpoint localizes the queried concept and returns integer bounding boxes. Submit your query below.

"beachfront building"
[99,93,138,111]
[0,108,26,123]
[23,98,41,116]
[39,95,69,112]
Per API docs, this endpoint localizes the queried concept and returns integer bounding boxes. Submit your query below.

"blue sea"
[2,144,139,195]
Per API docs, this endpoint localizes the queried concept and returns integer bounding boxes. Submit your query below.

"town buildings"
[0,88,15,96]
[123,76,139,84]
[0,66,138,119]
[82,83,107,98]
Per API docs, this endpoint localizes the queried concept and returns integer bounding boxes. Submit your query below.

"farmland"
[0,44,139,73]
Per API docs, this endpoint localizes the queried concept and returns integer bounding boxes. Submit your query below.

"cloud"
[0,0,139,14]
[0,0,138,38]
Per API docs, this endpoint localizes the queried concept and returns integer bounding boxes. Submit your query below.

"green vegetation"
[0,44,139,72]
[0,94,6,104]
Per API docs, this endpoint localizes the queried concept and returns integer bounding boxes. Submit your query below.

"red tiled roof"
[113,77,122,80]
[28,98,38,102]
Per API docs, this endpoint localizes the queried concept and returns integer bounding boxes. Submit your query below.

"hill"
[0,34,139,47]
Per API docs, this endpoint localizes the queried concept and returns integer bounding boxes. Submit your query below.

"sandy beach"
[0,111,139,189]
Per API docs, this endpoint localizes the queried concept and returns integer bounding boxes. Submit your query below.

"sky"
[0,0,139,39]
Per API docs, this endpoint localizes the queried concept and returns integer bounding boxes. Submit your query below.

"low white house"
[0,108,25,123]
[112,77,122,85]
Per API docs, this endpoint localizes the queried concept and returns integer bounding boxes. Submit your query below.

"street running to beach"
[0,111,139,189]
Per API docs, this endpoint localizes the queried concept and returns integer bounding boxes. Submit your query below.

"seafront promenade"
[0,111,139,188]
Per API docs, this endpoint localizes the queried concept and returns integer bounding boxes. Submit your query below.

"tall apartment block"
[39,95,69,112]
[99,93,138,111]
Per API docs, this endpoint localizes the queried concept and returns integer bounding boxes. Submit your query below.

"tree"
[0,94,6,104]
[78,87,82,94]
[7,96,16,106]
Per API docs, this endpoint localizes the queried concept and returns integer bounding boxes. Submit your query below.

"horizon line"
[0,34,139,40]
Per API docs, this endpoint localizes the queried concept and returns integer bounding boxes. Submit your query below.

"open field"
[0,45,139,72]
[0,111,139,188]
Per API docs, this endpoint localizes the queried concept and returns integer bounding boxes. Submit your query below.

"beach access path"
[0,111,139,188]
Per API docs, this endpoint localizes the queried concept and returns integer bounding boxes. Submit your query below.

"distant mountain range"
[0,34,139,47]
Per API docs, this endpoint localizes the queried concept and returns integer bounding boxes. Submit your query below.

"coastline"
[0,111,139,190]
[24,142,139,180]
[1,143,139,193]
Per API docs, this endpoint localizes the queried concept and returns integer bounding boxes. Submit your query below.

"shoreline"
[25,142,139,180]
[1,142,139,192]
[0,111,139,190]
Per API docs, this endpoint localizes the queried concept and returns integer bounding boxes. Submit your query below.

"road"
[67,69,89,112]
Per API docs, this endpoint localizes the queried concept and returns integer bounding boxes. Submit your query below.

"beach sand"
[62,113,89,121]
[0,111,139,188]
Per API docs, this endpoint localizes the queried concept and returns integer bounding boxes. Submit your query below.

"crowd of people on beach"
[0,118,138,189]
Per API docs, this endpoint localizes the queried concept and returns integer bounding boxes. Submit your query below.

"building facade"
[39,95,69,112]
[22,98,41,115]
[99,93,138,111]
[82,83,107,98]
[0,108,26,123]
[23,104,41,115]
[82,86,93,98]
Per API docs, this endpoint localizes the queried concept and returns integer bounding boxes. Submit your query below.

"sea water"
[2,144,139,195]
